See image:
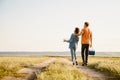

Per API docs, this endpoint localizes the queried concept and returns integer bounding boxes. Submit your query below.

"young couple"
[64,22,92,66]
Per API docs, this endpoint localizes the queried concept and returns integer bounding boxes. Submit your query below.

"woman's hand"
[63,39,67,42]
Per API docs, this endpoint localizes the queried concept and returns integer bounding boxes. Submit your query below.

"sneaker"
[73,62,75,65]
[84,63,87,66]
[82,63,84,66]
[76,61,78,65]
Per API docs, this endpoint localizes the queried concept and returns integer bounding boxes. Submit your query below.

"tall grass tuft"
[37,59,87,80]
[87,57,120,77]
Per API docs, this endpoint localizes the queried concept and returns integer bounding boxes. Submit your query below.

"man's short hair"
[84,22,89,27]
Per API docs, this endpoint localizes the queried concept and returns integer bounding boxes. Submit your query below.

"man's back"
[81,27,92,44]
[69,34,79,48]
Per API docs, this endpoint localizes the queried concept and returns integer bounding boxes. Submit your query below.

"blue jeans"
[70,47,77,62]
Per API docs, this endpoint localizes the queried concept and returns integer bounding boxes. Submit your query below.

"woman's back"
[69,34,79,48]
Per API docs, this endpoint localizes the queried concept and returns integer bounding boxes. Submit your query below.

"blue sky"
[0,0,120,52]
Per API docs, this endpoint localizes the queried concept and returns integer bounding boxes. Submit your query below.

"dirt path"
[1,58,118,80]
[2,58,56,80]
[60,58,111,80]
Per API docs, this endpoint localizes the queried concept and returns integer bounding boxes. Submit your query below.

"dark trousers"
[81,44,89,63]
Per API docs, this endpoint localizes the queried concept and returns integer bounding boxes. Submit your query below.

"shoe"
[73,62,75,65]
[82,63,84,66]
[84,63,87,66]
[76,61,78,65]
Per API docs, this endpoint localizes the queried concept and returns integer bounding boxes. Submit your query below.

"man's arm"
[90,31,92,47]
[74,29,83,36]
[74,33,81,36]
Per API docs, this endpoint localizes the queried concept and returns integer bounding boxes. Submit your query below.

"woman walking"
[64,27,80,65]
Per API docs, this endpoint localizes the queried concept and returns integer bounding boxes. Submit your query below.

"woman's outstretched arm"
[64,34,74,43]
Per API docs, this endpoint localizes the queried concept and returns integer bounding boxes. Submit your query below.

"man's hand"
[90,44,92,48]
[73,33,81,36]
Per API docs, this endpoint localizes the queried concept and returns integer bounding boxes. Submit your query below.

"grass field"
[87,57,120,77]
[0,56,120,80]
[0,56,50,79]
[37,59,88,80]
[73,56,120,78]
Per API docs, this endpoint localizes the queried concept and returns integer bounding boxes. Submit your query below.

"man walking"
[81,22,92,66]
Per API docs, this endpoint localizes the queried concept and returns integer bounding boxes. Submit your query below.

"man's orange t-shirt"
[81,27,92,44]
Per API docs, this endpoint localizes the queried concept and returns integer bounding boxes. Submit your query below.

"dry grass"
[1,56,120,79]
[0,56,51,79]
[87,57,120,77]
[67,56,120,78]
[72,56,120,78]
[37,59,88,80]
